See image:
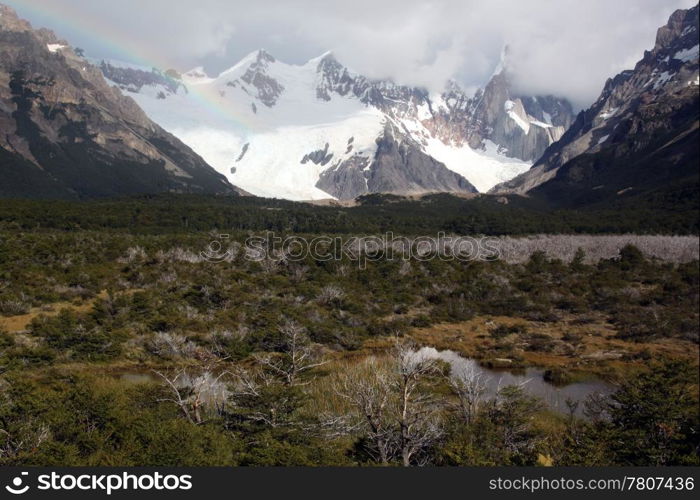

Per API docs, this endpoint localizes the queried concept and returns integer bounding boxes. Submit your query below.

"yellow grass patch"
[0,289,145,333]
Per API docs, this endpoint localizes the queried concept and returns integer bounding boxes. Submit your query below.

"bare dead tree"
[254,319,327,386]
[316,412,360,439]
[448,362,490,424]
[149,332,200,360]
[393,342,444,466]
[494,234,699,265]
[227,366,302,428]
[289,264,309,283]
[333,342,444,466]
[316,285,344,306]
[155,367,230,425]
[334,357,396,464]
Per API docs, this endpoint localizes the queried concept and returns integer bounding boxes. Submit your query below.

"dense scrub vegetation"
[0,197,698,466]
[0,192,697,235]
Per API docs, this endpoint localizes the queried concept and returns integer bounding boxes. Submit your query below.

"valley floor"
[0,197,697,466]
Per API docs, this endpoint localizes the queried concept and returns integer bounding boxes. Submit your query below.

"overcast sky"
[7,0,697,109]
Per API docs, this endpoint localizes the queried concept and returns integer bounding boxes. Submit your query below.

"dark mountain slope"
[0,4,240,199]
[494,5,699,210]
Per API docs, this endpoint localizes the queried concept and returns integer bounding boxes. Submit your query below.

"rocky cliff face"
[316,124,477,199]
[465,69,573,162]
[493,5,699,206]
[0,5,239,199]
[100,61,185,98]
[313,52,574,164]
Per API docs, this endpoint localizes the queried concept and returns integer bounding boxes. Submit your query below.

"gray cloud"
[7,0,696,108]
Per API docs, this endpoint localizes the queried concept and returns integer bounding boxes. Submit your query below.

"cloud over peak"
[6,0,696,109]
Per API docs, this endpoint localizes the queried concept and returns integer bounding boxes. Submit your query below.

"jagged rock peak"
[249,48,275,65]
[654,6,698,51]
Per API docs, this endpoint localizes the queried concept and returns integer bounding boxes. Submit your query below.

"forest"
[1,189,698,235]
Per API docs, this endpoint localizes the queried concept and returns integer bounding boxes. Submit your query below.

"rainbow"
[8,0,255,131]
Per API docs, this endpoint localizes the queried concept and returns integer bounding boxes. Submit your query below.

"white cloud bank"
[7,0,697,108]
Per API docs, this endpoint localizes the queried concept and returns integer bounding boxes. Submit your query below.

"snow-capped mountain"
[100,49,574,200]
[493,5,699,205]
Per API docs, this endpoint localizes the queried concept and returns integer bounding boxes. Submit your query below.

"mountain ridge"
[0,4,243,199]
[101,46,575,200]
[492,5,699,208]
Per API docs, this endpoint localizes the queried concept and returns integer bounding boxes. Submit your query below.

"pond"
[414,347,616,416]
[116,349,616,417]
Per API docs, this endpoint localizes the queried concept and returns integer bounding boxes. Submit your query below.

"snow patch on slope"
[47,43,66,53]
[654,71,675,89]
[504,100,531,133]
[424,138,531,193]
[529,119,552,129]
[599,107,618,120]
[674,44,699,62]
[232,110,384,200]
